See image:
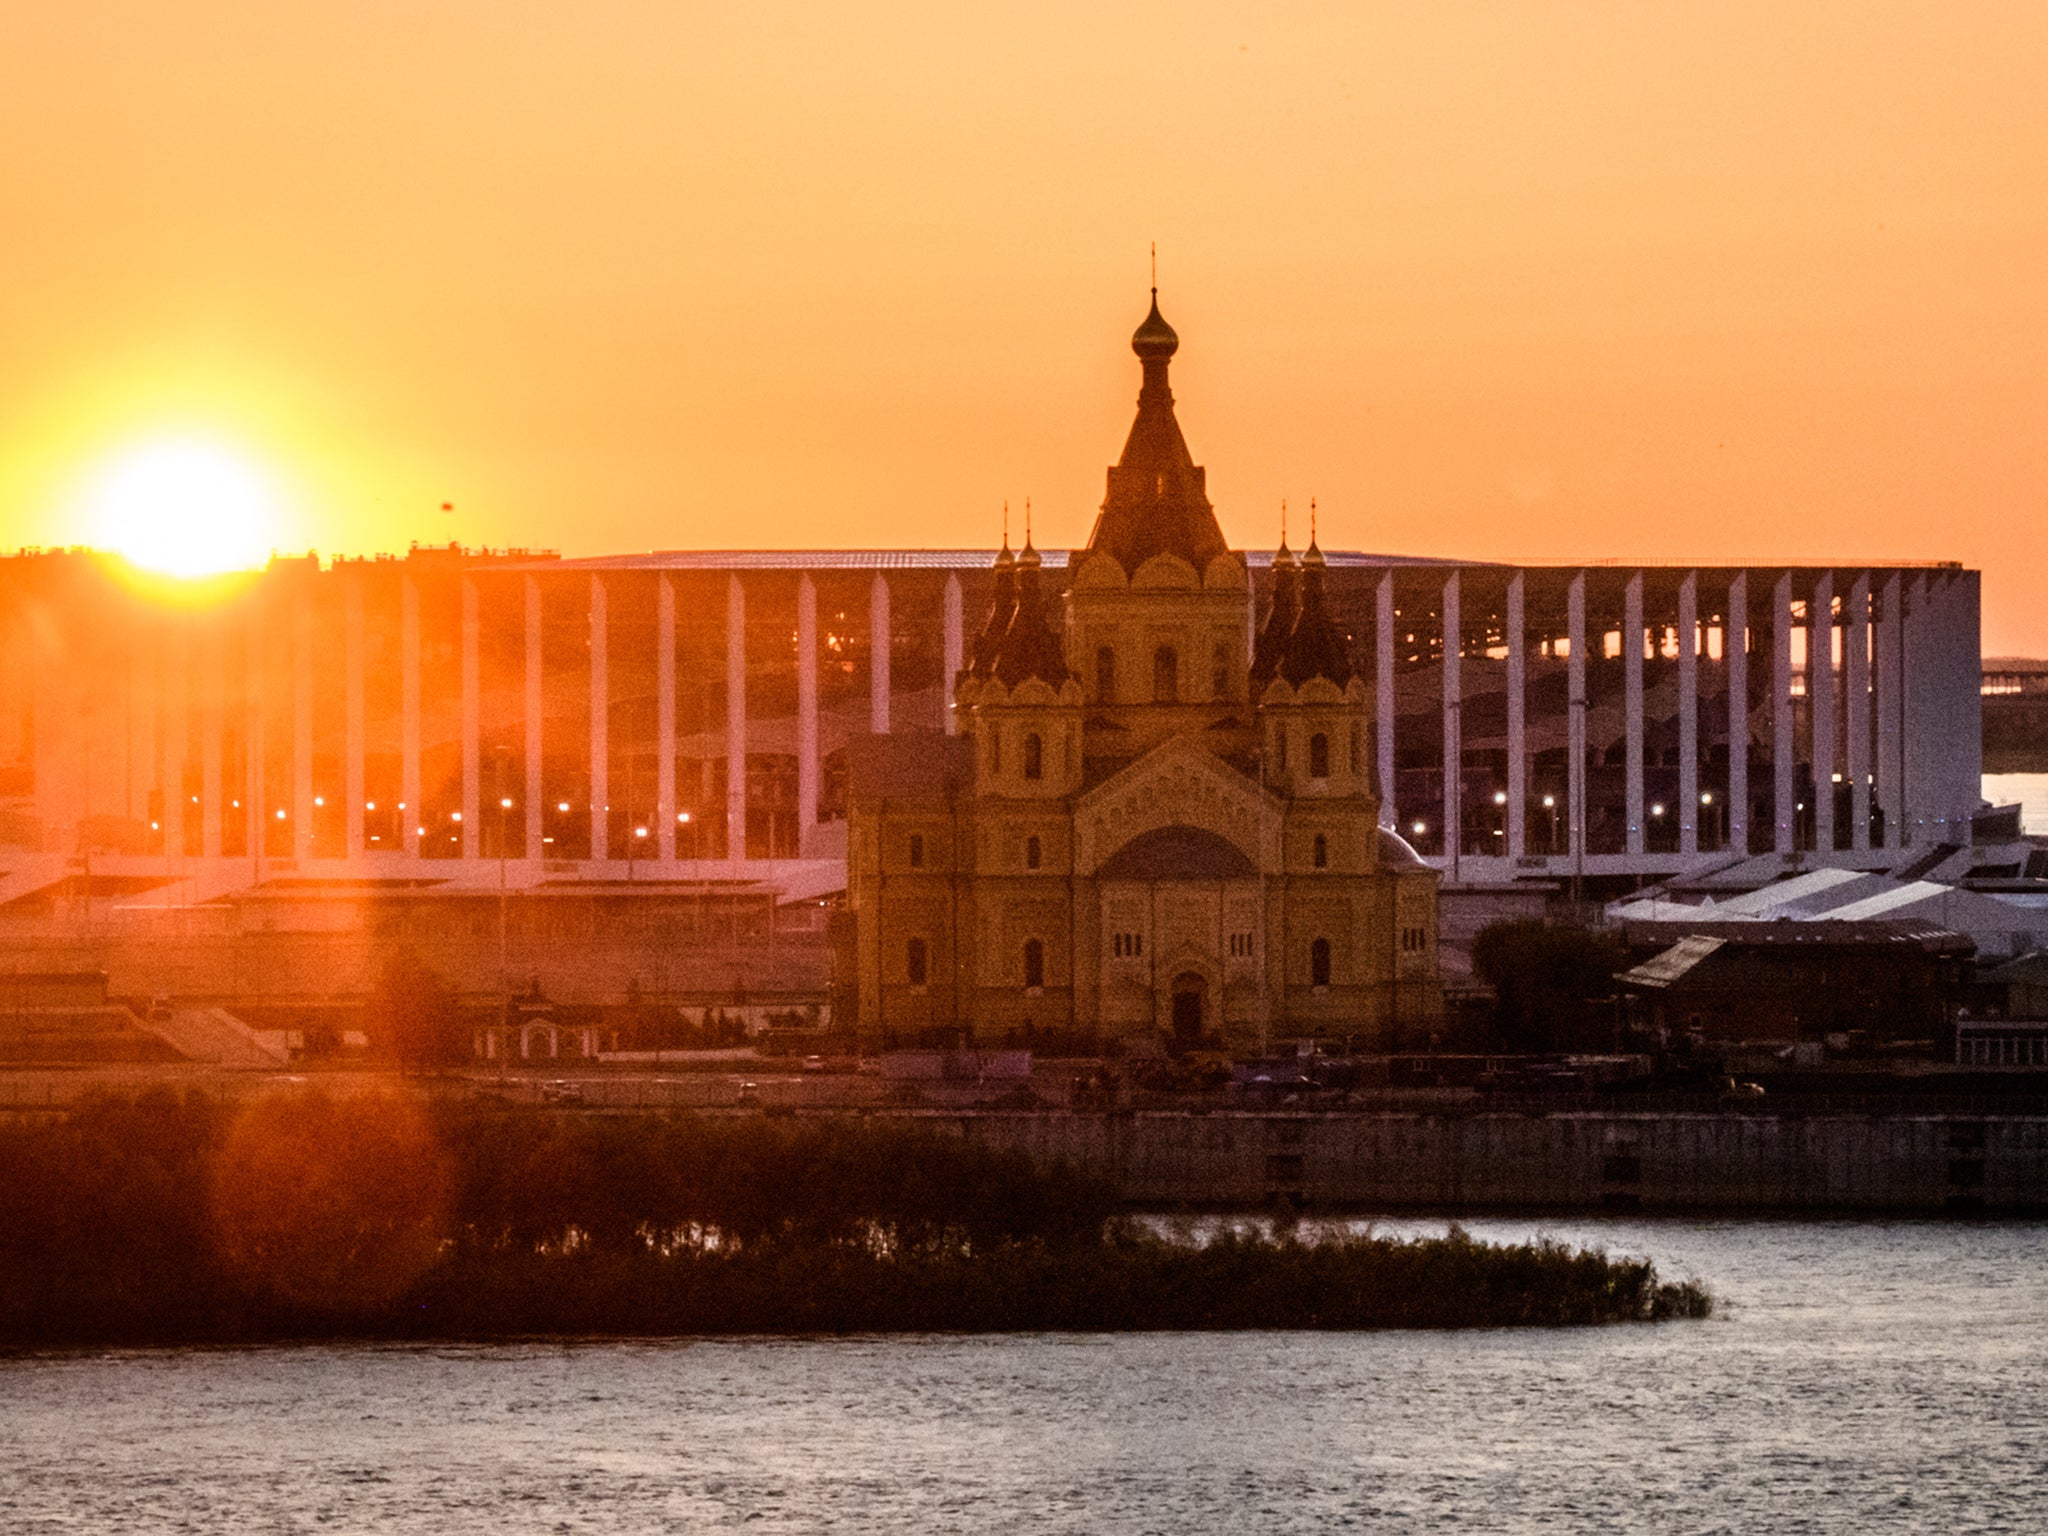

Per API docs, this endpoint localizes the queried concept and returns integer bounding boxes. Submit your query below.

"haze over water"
[4,1219,2042,1532]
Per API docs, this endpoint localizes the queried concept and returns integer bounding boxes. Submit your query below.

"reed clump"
[0,1090,1710,1345]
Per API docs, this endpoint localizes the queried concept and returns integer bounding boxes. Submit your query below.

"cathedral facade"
[844,295,1442,1050]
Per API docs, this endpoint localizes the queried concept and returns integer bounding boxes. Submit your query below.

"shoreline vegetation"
[1,1091,1711,1346]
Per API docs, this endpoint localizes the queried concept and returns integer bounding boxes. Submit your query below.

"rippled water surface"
[5,1219,2046,1533]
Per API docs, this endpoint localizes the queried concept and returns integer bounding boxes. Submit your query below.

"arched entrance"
[1169,971,1206,1041]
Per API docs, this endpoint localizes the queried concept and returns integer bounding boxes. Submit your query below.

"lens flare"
[77,436,284,577]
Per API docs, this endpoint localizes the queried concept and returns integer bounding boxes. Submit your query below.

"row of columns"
[1376,567,1961,868]
[133,568,967,870]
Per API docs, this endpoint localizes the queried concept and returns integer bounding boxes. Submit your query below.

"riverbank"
[0,1092,1707,1345]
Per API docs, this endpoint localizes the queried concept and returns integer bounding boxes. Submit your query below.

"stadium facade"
[0,545,1981,905]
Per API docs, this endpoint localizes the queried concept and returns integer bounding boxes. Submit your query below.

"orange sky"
[4,3,2047,649]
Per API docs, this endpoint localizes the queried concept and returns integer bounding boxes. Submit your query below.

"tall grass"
[0,1091,1709,1344]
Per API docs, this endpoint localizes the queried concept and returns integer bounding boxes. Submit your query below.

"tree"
[368,952,468,1069]
[1471,920,1627,1052]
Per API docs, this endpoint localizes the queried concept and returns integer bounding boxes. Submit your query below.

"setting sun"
[76,436,284,577]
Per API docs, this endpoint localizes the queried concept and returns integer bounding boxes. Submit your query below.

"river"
[3,1218,2043,1532]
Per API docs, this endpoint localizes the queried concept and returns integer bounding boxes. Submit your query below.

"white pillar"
[1505,572,1526,860]
[727,574,747,864]
[461,576,481,860]
[128,616,156,823]
[870,573,891,735]
[1876,573,1903,849]
[1772,572,1794,854]
[1624,570,1645,856]
[1846,572,1871,851]
[293,592,313,859]
[524,575,544,860]
[1440,571,1461,865]
[588,575,608,862]
[1568,572,1587,866]
[401,574,421,857]
[246,600,265,863]
[657,575,676,863]
[1902,574,1931,846]
[798,574,820,838]
[202,624,223,861]
[1810,571,1836,853]
[163,624,188,863]
[942,573,964,733]
[1727,572,1749,855]
[1678,573,1699,855]
[345,576,365,859]
[1376,571,1396,826]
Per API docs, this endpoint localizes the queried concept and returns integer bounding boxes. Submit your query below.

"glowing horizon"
[3,5,2045,648]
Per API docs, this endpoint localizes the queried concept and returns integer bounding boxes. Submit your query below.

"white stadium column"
[1678,572,1699,855]
[1376,571,1396,827]
[401,573,421,857]
[798,574,820,839]
[246,600,265,862]
[1624,570,1645,856]
[294,592,313,860]
[345,575,365,860]
[657,575,676,863]
[1773,572,1794,854]
[202,623,223,861]
[1810,571,1836,853]
[726,574,747,864]
[942,573,964,733]
[129,615,156,824]
[461,575,481,860]
[524,575,544,860]
[1568,572,1587,867]
[1505,571,1526,860]
[588,575,608,863]
[1902,574,1930,845]
[870,573,891,735]
[163,623,188,865]
[1726,572,1749,855]
[1441,570,1461,866]
[1846,572,1872,852]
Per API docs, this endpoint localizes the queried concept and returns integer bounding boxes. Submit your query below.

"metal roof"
[1618,935,1725,989]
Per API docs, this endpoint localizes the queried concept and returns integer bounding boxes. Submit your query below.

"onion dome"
[1250,539,1300,687]
[967,536,1017,678]
[1083,291,1229,572]
[1276,538,1355,688]
[1131,290,1179,360]
[990,538,1072,688]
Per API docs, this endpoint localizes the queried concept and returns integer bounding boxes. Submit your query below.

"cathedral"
[843,293,1442,1050]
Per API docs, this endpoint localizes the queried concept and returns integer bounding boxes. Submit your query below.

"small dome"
[1131,292,1178,360]
[1376,826,1430,870]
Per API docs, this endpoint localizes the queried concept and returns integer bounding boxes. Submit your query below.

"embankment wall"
[943,1111,2048,1214]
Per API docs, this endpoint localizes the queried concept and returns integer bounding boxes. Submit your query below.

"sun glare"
[79,437,285,577]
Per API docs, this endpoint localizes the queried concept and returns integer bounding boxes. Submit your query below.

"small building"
[1615,920,1973,1047]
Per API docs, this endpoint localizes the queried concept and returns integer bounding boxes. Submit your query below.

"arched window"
[1095,646,1117,703]
[1025,835,1042,869]
[906,937,928,986]
[1312,832,1328,869]
[1310,936,1332,987]
[1211,640,1231,699]
[1023,732,1043,781]
[1309,732,1330,779]
[908,832,924,868]
[1153,645,1179,704]
[1023,937,1045,990]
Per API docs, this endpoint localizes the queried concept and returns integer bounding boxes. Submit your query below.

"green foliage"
[0,1094,1710,1344]
[1471,920,1629,1052]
